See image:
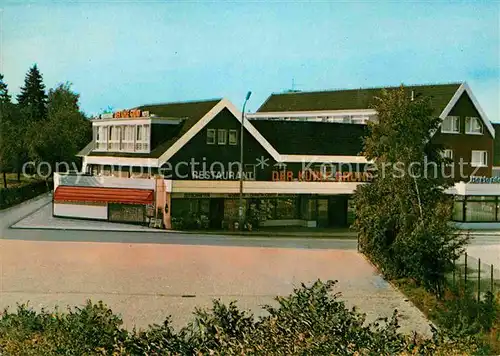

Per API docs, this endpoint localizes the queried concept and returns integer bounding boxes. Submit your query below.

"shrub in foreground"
[0,280,484,355]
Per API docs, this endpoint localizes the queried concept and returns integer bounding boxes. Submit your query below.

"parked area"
[0,195,432,335]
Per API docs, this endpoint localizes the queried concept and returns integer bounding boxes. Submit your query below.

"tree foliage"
[28,82,91,174]
[0,280,485,355]
[0,74,19,187]
[353,86,469,296]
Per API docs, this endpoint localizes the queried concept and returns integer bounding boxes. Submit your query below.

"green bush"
[0,280,483,355]
[435,289,499,337]
[0,179,51,209]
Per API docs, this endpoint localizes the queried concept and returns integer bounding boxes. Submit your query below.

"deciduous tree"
[353,86,469,296]
[29,83,91,176]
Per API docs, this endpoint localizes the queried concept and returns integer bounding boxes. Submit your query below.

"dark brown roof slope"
[88,99,221,159]
[257,83,461,116]
[136,99,221,121]
[250,120,367,156]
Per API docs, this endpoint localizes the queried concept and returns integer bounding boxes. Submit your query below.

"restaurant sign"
[272,170,373,182]
[469,176,500,184]
[192,170,255,180]
[113,109,150,119]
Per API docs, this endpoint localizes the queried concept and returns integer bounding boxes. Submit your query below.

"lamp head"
[245,91,252,101]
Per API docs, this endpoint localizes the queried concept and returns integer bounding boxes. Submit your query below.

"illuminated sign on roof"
[113,109,150,118]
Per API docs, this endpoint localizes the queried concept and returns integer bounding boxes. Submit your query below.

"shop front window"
[452,196,464,221]
[300,197,317,220]
[347,199,356,225]
[276,198,298,219]
[465,196,496,222]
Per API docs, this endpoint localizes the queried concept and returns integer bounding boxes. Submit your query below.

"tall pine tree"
[0,74,11,103]
[0,73,15,187]
[17,64,48,121]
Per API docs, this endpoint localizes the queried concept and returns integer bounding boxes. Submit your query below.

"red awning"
[54,186,154,205]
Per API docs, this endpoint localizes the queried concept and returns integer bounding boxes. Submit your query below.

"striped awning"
[54,186,154,205]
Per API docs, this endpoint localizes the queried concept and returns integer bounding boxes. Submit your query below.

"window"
[441,116,459,133]
[133,125,150,152]
[207,129,216,144]
[122,125,133,151]
[229,129,238,145]
[108,126,121,151]
[471,150,488,167]
[120,125,125,150]
[276,198,298,219]
[442,149,453,160]
[94,126,107,150]
[218,129,227,145]
[466,117,483,134]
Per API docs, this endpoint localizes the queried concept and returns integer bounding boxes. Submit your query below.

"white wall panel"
[55,173,155,190]
[53,203,108,220]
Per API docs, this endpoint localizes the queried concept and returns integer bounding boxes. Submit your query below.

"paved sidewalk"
[11,202,163,233]
[0,192,53,233]
[11,201,357,238]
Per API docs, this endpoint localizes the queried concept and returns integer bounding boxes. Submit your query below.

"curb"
[359,253,439,334]
[9,224,358,239]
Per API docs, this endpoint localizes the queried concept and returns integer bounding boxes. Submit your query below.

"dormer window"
[465,117,483,135]
[441,116,459,133]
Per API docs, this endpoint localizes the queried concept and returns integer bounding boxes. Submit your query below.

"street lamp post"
[239,91,252,230]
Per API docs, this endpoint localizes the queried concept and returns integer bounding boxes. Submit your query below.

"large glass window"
[441,116,459,133]
[465,196,496,222]
[452,196,464,221]
[300,197,317,220]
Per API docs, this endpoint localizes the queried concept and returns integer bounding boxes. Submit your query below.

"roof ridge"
[137,98,223,108]
[268,82,464,96]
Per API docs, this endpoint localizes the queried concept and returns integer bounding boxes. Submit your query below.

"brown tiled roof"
[250,120,367,156]
[136,99,221,122]
[257,83,462,116]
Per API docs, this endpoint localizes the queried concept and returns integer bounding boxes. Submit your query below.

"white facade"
[53,203,108,220]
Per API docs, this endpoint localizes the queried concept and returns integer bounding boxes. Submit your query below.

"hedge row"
[0,280,486,355]
[0,180,52,210]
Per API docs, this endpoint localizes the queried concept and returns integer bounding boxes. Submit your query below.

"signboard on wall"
[191,171,255,180]
[272,170,373,182]
[113,109,150,118]
[469,176,500,184]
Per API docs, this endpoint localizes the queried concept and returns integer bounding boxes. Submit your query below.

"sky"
[1,1,499,121]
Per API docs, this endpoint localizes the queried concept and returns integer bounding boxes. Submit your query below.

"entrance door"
[317,199,329,227]
[328,196,348,227]
[209,198,224,229]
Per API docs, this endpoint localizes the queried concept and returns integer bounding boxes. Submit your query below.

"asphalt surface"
[0,194,433,335]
